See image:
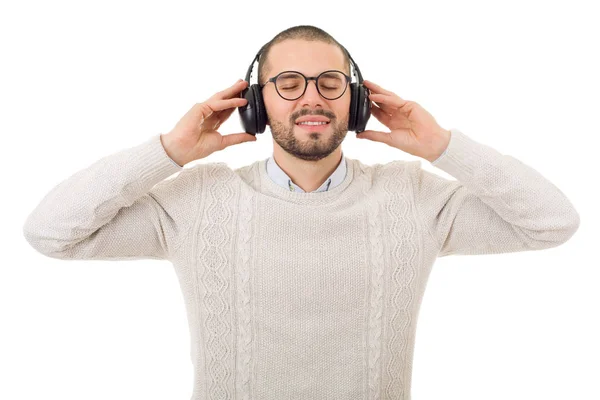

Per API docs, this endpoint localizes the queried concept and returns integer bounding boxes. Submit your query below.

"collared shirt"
[266,153,347,192]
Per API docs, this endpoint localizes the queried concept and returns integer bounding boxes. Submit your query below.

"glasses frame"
[259,69,351,101]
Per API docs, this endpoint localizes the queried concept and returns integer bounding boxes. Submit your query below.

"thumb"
[357,130,391,145]
[222,133,257,149]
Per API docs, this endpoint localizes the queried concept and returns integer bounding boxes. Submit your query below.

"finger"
[211,100,241,127]
[214,79,249,100]
[368,93,409,111]
[221,132,257,149]
[363,80,393,95]
[192,98,246,125]
[370,103,392,126]
[356,129,392,145]
[358,128,411,144]
[368,95,396,115]
[215,104,237,122]
[200,97,248,116]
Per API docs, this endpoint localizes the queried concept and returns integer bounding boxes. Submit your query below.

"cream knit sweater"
[22,128,580,400]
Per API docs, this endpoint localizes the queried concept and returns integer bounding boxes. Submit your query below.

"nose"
[300,79,323,106]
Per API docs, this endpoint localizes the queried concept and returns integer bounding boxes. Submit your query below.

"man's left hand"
[358,80,451,163]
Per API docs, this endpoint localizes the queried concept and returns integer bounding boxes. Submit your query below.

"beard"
[267,110,349,162]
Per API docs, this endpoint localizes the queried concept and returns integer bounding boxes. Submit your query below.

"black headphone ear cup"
[238,84,258,135]
[238,83,266,135]
[348,83,358,132]
[354,85,372,133]
[252,84,267,133]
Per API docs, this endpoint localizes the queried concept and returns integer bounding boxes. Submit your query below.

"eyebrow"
[277,70,345,78]
[321,72,343,79]
[278,72,301,79]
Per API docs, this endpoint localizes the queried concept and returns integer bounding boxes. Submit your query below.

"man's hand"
[357,80,451,162]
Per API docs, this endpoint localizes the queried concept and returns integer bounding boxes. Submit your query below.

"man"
[258,35,450,194]
[23,25,580,400]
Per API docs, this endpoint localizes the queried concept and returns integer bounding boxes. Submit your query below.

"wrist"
[427,129,451,162]
[160,133,187,167]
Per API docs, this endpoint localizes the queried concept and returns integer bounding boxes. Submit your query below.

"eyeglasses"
[259,70,351,101]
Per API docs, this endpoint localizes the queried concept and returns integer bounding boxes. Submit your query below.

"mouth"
[295,121,331,132]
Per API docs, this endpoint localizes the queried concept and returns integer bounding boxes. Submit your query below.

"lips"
[296,121,330,132]
[295,121,330,126]
[295,116,331,124]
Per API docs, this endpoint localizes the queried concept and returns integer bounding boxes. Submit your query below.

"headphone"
[238,43,371,135]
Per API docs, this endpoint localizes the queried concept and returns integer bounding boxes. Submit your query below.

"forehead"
[267,39,347,76]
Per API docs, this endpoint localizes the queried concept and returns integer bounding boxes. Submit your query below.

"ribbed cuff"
[134,133,184,193]
[430,147,449,165]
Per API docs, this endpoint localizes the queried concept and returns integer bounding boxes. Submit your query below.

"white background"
[2,0,598,399]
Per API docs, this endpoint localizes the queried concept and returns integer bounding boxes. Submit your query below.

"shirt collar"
[266,153,347,193]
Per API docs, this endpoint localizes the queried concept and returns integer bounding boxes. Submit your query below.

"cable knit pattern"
[381,161,419,400]
[23,129,580,400]
[199,164,238,399]
[362,166,386,400]
[236,171,256,400]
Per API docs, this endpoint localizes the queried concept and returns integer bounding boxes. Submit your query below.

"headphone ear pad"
[252,84,267,133]
[348,83,358,132]
[353,84,372,133]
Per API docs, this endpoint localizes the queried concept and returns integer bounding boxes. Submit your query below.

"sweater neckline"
[257,156,356,204]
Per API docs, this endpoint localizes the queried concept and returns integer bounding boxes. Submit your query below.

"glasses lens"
[317,71,347,99]
[276,72,305,100]
[275,71,347,100]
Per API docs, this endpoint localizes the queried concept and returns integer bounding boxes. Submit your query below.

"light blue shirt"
[266,153,347,193]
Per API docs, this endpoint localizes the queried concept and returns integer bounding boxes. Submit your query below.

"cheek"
[334,97,352,121]
[263,95,294,123]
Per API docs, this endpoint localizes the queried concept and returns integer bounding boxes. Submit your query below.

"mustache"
[291,109,335,122]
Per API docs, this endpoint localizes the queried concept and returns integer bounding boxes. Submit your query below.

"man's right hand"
[161,79,257,166]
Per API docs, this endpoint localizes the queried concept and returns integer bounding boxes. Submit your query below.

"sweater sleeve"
[411,128,580,257]
[22,133,201,261]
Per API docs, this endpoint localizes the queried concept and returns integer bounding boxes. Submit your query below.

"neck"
[272,147,343,193]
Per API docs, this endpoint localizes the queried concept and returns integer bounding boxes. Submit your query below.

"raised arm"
[412,128,580,257]
[22,134,201,261]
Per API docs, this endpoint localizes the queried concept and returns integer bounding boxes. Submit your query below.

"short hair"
[257,25,352,86]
